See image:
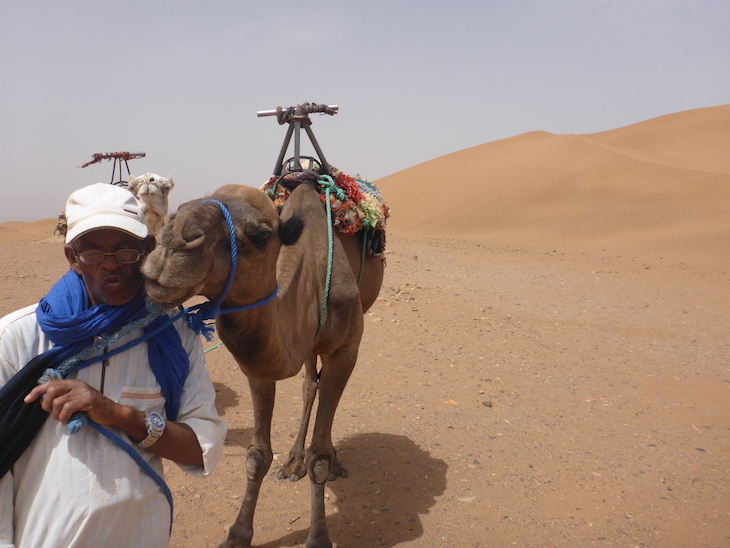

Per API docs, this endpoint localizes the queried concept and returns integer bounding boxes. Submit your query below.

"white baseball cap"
[65,183,148,243]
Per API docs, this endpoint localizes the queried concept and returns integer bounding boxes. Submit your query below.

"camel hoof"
[276,456,307,481]
[275,469,303,482]
[218,541,249,548]
[330,460,348,480]
[306,533,333,548]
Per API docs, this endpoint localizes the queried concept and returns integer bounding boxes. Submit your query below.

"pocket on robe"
[118,385,165,414]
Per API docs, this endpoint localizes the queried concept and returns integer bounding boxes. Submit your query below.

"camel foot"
[217,526,254,548]
[306,536,333,548]
[217,540,250,548]
[276,455,307,482]
[328,457,348,481]
[218,513,255,548]
[277,452,348,482]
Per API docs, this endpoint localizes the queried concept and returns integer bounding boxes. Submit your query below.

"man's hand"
[24,379,203,466]
[24,379,122,426]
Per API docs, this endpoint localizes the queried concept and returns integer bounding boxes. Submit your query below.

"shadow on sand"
[223,427,254,449]
[213,381,241,416]
[256,432,447,548]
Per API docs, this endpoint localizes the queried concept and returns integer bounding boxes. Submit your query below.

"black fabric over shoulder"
[0,353,52,479]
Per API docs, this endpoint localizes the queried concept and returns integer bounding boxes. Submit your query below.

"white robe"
[0,304,227,548]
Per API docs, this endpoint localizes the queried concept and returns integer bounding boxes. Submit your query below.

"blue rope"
[184,199,278,340]
[68,412,174,534]
[62,307,188,378]
[46,197,280,533]
[57,309,186,536]
[182,283,278,342]
[201,200,238,310]
[314,175,342,339]
[60,198,276,431]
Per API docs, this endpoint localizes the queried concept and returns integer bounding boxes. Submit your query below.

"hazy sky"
[1,0,728,221]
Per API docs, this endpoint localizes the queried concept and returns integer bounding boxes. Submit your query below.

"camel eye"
[246,227,273,248]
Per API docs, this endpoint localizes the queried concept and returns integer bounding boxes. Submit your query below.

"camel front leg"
[219,378,276,548]
[304,348,358,548]
[277,354,318,481]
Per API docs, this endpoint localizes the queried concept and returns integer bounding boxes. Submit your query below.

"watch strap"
[138,411,165,449]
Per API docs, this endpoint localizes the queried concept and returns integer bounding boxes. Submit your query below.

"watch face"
[149,413,165,430]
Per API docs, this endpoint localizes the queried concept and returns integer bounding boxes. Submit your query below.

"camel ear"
[166,176,175,189]
[279,212,304,246]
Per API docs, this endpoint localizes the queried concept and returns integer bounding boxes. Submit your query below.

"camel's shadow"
[214,381,254,449]
[256,432,447,548]
[224,427,254,449]
[213,381,241,415]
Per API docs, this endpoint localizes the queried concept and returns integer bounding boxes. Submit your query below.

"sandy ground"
[1,105,728,547]
[1,224,727,548]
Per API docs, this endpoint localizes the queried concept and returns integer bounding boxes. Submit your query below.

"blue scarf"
[0,271,189,478]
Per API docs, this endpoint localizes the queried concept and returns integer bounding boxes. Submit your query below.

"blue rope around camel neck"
[184,199,278,341]
[61,198,278,534]
[203,199,239,310]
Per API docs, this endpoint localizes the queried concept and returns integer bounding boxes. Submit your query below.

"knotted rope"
[52,303,183,534]
[55,198,278,532]
[42,301,178,383]
[183,199,279,340]
[314,175,344,340]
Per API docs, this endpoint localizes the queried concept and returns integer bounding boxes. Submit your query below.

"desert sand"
[1,104,728,547]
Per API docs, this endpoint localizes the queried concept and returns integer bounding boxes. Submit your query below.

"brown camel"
[142,181,385,548]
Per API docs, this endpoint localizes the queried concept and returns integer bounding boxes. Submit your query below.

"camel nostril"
[181,219,205,249]
[182,234,205,249]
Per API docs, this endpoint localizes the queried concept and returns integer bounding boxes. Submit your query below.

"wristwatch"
[138,411,166,449]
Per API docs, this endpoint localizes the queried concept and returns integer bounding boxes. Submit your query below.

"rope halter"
[184,199,278,340]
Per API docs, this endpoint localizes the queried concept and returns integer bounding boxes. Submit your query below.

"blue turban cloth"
[0,270,189,479]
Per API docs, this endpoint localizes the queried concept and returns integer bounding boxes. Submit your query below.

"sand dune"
[585,104,730,173]
[0,218,59,240]
[3,105,727,262]
[1,106,728,547]
[375,104,730,261]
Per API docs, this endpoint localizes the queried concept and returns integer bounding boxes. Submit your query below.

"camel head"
[128,173,175,234]
[143,185,304,307]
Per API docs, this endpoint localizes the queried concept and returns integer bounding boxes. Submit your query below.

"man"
[0,183,226,548]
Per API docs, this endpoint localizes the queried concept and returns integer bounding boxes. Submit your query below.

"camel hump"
[260,170,390,257]
[213,184,278,214]
[214,184,266,202]
[214,184,259,198]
